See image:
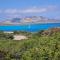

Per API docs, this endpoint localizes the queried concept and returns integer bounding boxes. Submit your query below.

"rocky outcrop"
[42,28,60,35]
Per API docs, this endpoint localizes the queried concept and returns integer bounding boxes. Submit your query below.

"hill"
[0,16,60,25]
[0,28,60,60]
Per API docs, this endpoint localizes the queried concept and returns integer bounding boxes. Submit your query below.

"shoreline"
[0,22,60,26]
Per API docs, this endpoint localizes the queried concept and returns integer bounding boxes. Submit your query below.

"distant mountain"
[0,16,60,25]
[11,18,21,23]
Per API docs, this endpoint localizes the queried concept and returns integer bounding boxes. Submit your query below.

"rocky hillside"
[40,28,60,36]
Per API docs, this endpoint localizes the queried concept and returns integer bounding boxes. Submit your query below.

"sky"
[0,0,60,20]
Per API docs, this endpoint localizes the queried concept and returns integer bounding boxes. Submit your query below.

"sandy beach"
[13,35,28,40]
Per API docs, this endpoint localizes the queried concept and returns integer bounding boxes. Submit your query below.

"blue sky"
[0,0,60,20]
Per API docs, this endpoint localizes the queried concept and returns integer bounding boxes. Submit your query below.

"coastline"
[0,23,60,32]
[0,22,60,26]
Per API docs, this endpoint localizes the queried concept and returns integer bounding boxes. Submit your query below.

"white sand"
[13,35,27,40]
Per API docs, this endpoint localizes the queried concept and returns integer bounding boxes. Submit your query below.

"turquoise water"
[0,23,60,32]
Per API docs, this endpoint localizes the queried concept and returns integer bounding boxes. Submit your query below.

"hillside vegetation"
[0,28,60,60]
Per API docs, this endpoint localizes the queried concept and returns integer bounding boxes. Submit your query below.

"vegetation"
[0,28,60,60]
[13,31,32,36]
[0,31,14,40]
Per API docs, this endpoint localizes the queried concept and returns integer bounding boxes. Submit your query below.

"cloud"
[55,16,60,19]
[4,9,18,14]
[4,8,47,14]
[0,5,58,18]
[5,14,21,18]
[19,8,47,13]
[0,10,2,13]
[47,5,57,11]
[0,5,57,14]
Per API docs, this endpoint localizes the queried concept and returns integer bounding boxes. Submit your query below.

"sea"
[0,23,60,32]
